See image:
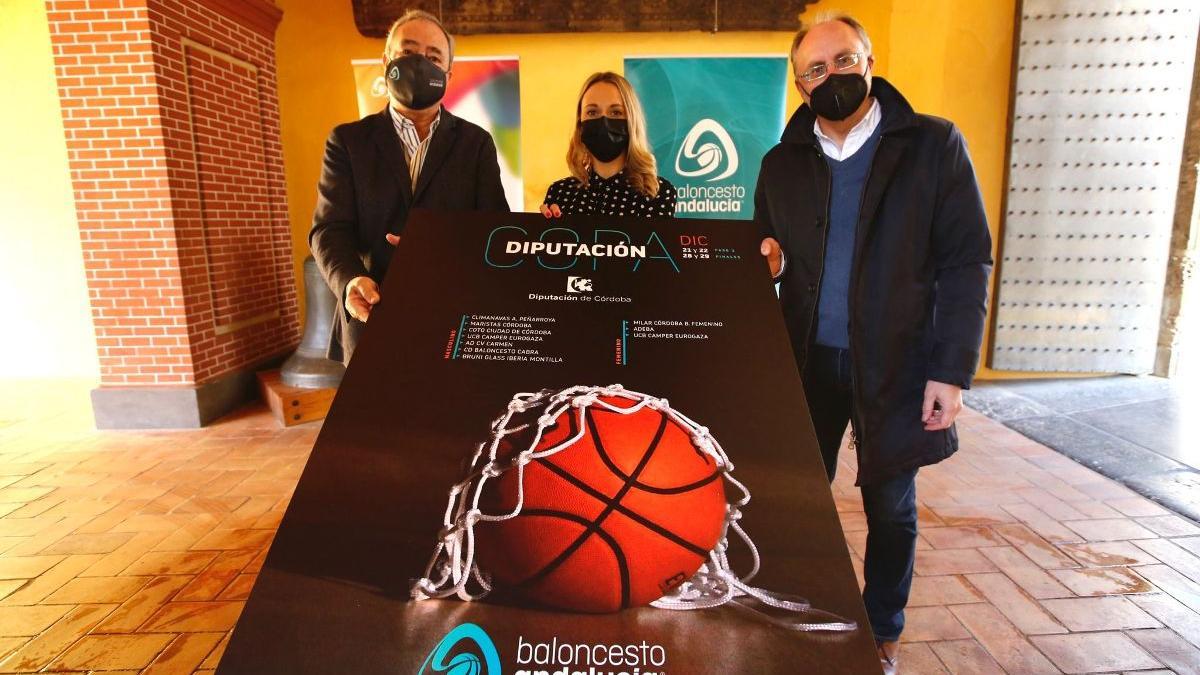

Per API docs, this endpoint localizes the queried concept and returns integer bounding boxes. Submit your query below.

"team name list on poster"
[445,315,564,363]
[442,314,727,366]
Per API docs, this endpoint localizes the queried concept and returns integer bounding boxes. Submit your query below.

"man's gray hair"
[789,12,873,71]
[384,9,455,66]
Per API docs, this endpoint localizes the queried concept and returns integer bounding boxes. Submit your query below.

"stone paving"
[2,380,1200,673]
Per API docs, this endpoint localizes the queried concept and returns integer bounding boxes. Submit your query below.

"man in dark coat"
[755,14,992,673]
[310,10,509,364]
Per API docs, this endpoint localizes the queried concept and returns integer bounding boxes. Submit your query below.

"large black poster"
[218,210,877,674]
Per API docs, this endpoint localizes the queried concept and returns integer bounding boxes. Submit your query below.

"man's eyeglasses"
[797,52,864,83]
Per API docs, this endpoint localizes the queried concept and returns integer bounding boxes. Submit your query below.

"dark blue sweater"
[814,123,884,349]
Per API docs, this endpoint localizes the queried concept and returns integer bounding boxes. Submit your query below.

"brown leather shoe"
[877,640,900,675]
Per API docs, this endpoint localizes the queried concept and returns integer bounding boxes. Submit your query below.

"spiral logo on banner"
[626,56,787,219]
[418,623,502,675]
[675,118,739,182]
[371,75,388,98]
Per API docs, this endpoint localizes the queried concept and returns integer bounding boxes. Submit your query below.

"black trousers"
[803,344,918,642]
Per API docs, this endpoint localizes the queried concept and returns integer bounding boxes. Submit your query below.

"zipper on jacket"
[846,136,885,460]
[805,145,834,361]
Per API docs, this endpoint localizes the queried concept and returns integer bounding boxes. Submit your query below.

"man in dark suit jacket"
[756,14,991,675]
[310,10,509,364]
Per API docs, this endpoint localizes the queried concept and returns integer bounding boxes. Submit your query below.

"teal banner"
[625,56,788,220]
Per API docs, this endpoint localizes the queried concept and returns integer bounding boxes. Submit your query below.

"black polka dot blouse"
[544,169,677,218]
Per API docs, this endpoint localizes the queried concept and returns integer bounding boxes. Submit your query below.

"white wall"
[0,0,99,378]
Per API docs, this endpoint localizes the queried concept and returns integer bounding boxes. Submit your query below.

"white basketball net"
[410,384,856,632]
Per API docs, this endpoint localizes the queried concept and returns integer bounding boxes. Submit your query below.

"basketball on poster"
[410,382,855,630]
[413,385,732,613]
[372,209,862,632]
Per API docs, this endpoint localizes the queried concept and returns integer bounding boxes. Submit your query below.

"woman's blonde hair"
[567,72,660,198]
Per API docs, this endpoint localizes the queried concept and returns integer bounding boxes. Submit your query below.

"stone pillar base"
[91,352,288,429]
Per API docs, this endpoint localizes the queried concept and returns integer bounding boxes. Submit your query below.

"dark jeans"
[804,344,918,643]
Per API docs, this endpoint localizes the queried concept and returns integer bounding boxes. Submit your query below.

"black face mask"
[385,54,447,111]
[807,72,869,122]
[580,117,630,163]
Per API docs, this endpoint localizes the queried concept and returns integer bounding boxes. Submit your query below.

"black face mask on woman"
[385,54,447,110]
[580,117,630,163]
[807,72,869,122]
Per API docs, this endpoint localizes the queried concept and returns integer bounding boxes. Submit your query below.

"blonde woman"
[541,72,676,218]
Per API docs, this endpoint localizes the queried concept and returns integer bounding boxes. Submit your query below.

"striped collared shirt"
[389,106,441,191]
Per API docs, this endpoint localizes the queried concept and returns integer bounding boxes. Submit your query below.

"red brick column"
[46,0,300,427]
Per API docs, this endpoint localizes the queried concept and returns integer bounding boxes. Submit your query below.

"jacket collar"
[370,105,461,203]
[372,103,459,133]
[780,76,918,145]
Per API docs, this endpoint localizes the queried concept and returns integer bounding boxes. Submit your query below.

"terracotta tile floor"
[2,380,1200,673]
[0,381,314,674]
[834,406,1200,673]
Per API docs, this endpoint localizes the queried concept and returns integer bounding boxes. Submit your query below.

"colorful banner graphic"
[353,57,524,209]
[625,56,788,220]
